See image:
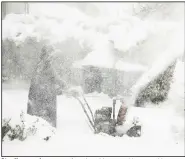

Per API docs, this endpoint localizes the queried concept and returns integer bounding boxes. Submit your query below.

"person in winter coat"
[116,100,128,126]
[27,46,66,127]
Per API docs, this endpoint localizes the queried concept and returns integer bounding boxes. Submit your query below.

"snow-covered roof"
[115,60,148,72]
[73,43,147,72]
[73,59,147,72]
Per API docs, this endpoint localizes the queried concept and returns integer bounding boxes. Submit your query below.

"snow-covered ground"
[2,3,184,156]
[2,60,184,156]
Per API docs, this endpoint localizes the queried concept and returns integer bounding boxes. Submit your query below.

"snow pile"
[2,91,55,142]
[116,106,172,137]
[3,113,56,142]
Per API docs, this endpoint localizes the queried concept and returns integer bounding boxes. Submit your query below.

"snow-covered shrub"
[2,119,12,140]
[2,119,27,141]
[2,111,56,142]
[134,60,176,107]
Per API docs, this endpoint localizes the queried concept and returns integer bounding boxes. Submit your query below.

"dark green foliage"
[2,116,27,141]
[135,61,176,107]
[2,124,11,141]
[27,46,66,127]
[2,37,46,82]
[7,124,26,141]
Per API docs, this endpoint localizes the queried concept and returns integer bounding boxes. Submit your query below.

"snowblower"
[68,88,141,137]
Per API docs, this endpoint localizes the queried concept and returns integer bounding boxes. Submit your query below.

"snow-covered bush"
[134,61,176,107]
[2,118,27,141]
[2,111,56,142]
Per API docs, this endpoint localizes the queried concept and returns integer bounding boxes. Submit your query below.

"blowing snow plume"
[130,22,184,107]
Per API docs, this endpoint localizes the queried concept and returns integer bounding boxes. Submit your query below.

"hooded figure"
[116,100,128,126]
[27,46,65,127]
